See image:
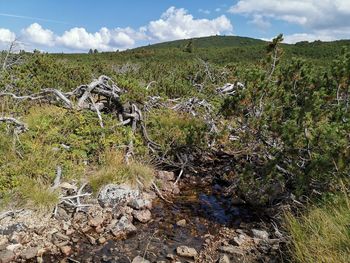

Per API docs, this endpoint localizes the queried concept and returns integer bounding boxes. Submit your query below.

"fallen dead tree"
[0,75,122,110]
[0,75,215,193]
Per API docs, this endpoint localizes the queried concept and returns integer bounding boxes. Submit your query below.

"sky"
[0,0,349,52]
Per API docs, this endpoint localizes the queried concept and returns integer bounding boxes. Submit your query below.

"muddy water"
[70,176,260,263]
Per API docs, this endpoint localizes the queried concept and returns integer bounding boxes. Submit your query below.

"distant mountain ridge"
[136,35,266,50]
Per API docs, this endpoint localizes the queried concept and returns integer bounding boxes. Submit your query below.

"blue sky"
[0,0,349,52]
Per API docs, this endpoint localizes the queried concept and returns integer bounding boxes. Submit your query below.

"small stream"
[70,175,262,262]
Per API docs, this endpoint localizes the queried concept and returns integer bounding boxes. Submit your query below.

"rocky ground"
[0,170,287,263]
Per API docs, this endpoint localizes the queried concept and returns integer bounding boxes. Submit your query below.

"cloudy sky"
[0,0,349,52]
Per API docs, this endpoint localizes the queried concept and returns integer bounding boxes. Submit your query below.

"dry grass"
[286,192,350,263]
[17,178,59,211]
[89,149,155,193]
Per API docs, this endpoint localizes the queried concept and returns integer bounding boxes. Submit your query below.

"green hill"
[136,35,266,49]
[52,35,350,67]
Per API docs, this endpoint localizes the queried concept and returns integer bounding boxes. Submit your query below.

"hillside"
[0,34,350,262]
[52,35,350,66]
[136,35,266,49]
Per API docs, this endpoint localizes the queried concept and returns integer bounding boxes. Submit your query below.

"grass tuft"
[89,149,154,193]
[17,178,59,211]
[286,192,350,263]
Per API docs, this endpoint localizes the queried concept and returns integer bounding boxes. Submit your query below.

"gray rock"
[129,199,152,210]
[98,184,140,208]
[252,229,269,240]
[21,246,38,260]
[86,235,96,245]
[110,216,137,237]
[132,210,152,223]
[176,219,187,227]
[132,255,150,263]
[218,254,230,263]
[6,243,22,251]
[176,246,198,258]
[89,215,104,227]
[55,207,70,220]
[0,250,15,263]
[218,246,244,256]
[60,245,72,256]
[157,171,175,181]
[1,223,26,236]
[98,237,106,244]
[54,232,70,241]
[231,234,246,246]
[0,236,8,247]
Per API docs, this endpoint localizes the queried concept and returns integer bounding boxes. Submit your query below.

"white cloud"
[0,28,16,50]
[230,0,350,42]
[229,0,350,29]
[56,26,145,51]
[249,15,271,30]
[57,27,110,51]
[283,33,335,44]
[6,7,233,52]
[148,7,233,41]
[0,28,16,43]
[21,23,55,46]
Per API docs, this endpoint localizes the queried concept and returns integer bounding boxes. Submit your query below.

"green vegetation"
[89,149,154,193]
[0,35,350,260]
[286,191,350,263]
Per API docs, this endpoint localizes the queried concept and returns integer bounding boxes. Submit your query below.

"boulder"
[98,184,140,208]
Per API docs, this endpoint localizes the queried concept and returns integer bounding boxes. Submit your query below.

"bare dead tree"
[1,39,23,72]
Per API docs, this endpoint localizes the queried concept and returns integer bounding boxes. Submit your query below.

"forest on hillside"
[0,35,349,262]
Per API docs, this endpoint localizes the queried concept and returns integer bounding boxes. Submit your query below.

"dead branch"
[89,96,104,128]
[146,81,157,90]
[0,92,44,101]
[0,209,24,220]
[174,154,188,185]
[216,82,245,96]
[1,39,23,71]
[0,117,28,133]
[151,182,173,204]
[51,165,62,191]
